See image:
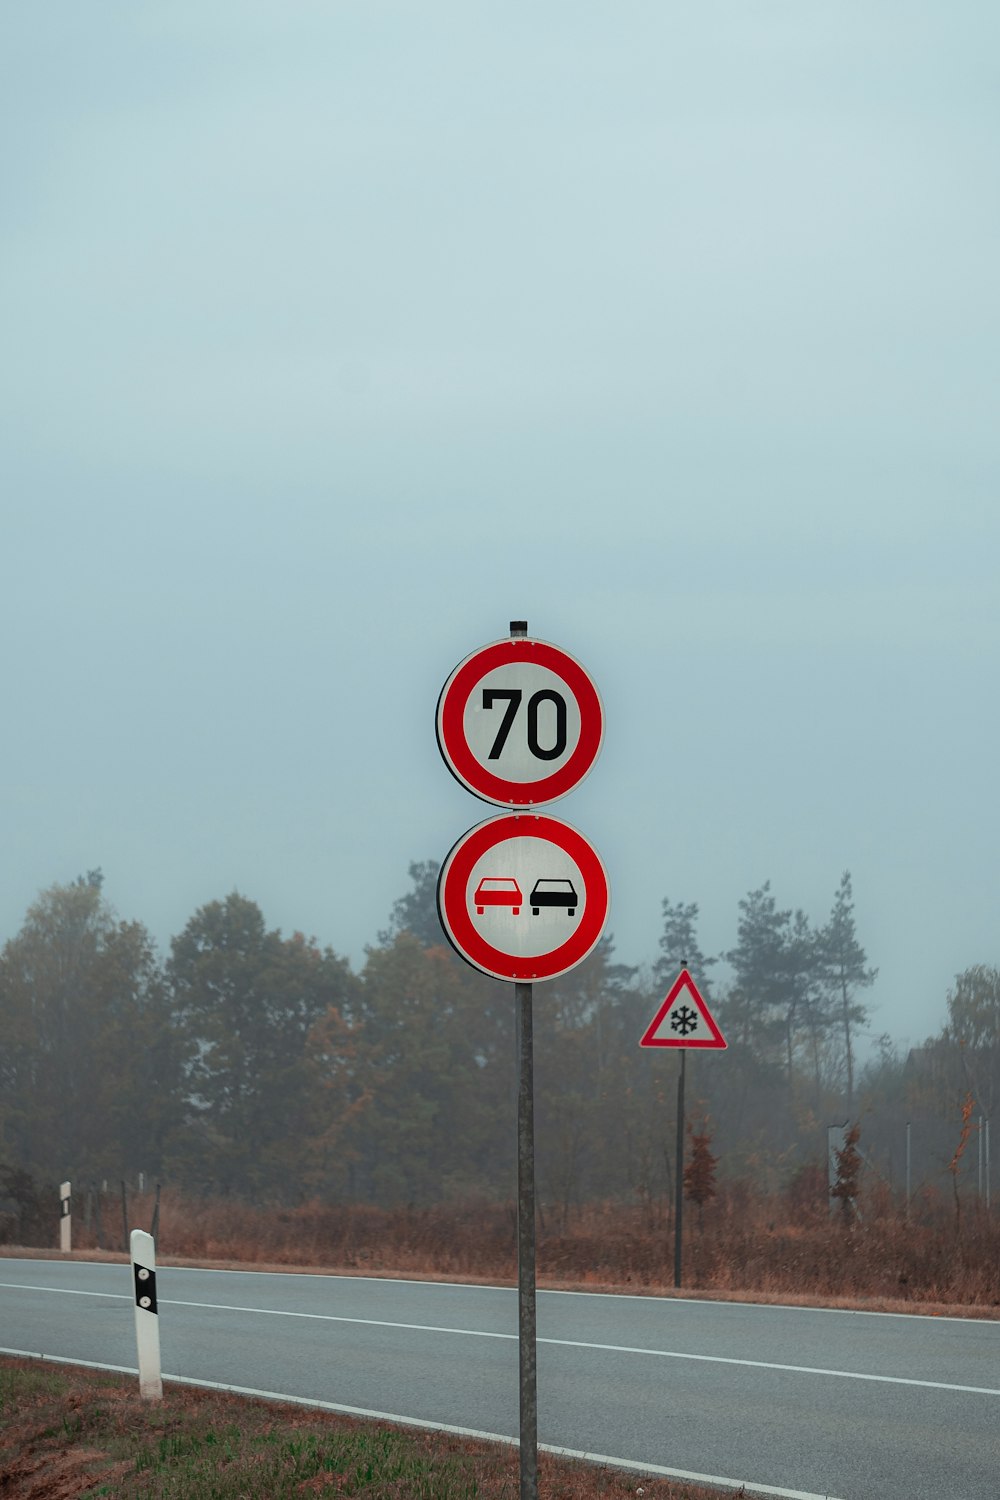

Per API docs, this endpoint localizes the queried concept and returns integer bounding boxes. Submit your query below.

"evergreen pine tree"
[817,873,877,1107]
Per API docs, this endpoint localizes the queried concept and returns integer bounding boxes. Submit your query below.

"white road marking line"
[5,1257,997,1325]
[0,1347,844,1500]
[3,1282,998,1396]
[0,1283,127,1299]
[551,1336,1000,1397]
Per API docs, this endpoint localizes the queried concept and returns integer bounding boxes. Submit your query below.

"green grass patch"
[0,1354,740,1499]
[107,1422,481,1498]
[0,1360,69,1412]
[0,1359,484,1499]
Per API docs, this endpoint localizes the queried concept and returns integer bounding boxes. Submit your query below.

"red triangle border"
[639,969,727,1050]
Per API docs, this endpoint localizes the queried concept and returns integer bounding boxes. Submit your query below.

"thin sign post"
[516,981,537,1500]
[639,969,726,1289]
[437,621,608,1500]
[674,1051,686,1288]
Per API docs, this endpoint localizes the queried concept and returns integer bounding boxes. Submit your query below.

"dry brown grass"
[0,1354,748,1499]
[11,1182,998,1317]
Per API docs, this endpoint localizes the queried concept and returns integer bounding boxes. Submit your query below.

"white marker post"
[130,1228,163,1401]
[59,1182,71,1253]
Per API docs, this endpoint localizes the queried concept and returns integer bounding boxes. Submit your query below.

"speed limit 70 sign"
[436,635,604,807]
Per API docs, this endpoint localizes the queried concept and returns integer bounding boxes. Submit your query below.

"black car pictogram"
[529,878,578,917]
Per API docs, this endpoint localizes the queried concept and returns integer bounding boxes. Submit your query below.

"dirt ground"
[0,1356,743,1500]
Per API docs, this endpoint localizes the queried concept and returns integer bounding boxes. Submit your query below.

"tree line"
[0,865,994,1218]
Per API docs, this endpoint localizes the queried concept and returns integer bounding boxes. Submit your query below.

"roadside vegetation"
[2,867,998,1318]
[5,867,994,1218]
[0,1356,744,1500]
[6,1179,999,1315]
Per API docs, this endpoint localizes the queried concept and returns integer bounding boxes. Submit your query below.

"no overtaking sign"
[437,812,610,982]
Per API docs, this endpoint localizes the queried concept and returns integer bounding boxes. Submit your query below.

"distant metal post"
[93,1182,104,1250]
[673,1049,686,1288]
[515,980,538,1500]
[59,1182,71,1253]
[979,1117,984,1199]
[828,1122,848,1215]
[130,1229,163,1400]
[905,1122,911,1221]
[986,1119,991,1212]
[121,1180,129,1254]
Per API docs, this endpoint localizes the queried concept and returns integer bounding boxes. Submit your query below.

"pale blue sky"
[2,4,997,1050]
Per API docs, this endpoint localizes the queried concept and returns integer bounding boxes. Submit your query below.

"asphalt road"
[2,1258,998,1500]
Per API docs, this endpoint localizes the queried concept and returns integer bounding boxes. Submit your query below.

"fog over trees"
[1,866,994,1215]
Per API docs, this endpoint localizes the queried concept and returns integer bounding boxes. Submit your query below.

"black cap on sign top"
[509,620,528,638]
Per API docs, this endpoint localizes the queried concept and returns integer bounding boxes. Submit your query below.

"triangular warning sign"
[639,969,727,1050]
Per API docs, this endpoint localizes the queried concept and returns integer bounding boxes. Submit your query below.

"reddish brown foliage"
[17,1182,999,1313]
[683,1123,718,1212]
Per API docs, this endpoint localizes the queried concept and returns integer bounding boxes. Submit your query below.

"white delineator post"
[59,1182,72,1252]
[130,1228,163,1400]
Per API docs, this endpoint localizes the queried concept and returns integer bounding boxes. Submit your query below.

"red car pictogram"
[473,877,523,915]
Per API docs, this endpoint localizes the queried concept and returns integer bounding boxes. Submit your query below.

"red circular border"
[437,813,610,982]
[436,638,604,806]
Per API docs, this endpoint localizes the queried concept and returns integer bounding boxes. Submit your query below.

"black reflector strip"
[133,1263,158,1314]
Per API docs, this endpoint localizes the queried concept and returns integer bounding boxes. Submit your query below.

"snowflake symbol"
[670,1004,699,1036]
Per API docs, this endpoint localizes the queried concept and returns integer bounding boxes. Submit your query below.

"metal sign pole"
[437,619,608,1500]
[673,1049,686,1289]
[638,966,725,1289]
[515,980,538,1500]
